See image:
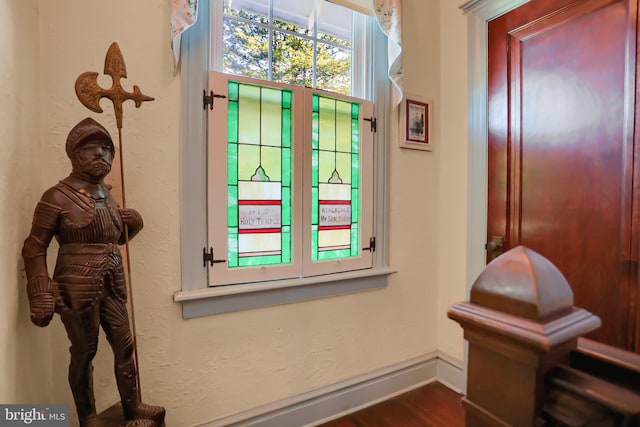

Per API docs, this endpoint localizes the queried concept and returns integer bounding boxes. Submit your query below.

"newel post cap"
[471,245,574,321]
[448,246,600,352]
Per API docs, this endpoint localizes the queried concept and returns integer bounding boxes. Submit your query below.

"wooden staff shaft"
[118,127,142,401]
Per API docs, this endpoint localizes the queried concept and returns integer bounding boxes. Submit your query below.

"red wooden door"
[487,0,640,350]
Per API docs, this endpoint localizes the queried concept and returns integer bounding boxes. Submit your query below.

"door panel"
[488,0,638,349]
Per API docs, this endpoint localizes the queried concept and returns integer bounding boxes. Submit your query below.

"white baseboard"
[194,352,465,427]
[436,351,466,394]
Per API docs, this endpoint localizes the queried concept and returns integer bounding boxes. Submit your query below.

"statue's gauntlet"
[118,208,144,241]
[26,276,56,327]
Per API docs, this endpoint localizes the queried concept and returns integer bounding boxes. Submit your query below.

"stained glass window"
[208,71,372,286]
[311,94,360,261]
[227,81,293,268]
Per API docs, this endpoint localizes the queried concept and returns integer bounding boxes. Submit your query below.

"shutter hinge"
[203,246,227,267]
[363,116,377,133]
[362,236,376,252]
[203,90,227,110]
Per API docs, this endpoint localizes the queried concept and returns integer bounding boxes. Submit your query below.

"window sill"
[173,267,397,319]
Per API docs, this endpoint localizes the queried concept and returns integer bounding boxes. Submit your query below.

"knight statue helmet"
[65,117,115,159]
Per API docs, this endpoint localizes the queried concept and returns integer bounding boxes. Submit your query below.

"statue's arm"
[118,207,144,244]
[22,192,61,327]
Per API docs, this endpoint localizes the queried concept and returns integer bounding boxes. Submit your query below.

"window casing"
[176,0,393,317]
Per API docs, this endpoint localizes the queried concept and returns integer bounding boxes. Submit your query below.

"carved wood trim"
[449,303,601,352]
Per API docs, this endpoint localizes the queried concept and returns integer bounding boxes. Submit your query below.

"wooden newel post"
[448,246,601,427]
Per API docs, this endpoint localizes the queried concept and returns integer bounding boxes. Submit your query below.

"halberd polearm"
[76,42,154,129]
[75,42,154,400]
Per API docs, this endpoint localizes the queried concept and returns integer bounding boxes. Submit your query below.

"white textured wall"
[437,0,469,362]
[0,0,468,425]
[0,0,60,404]
[387,0,441,360]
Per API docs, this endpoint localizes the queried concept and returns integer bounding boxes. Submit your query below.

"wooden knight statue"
[21,118,165,427]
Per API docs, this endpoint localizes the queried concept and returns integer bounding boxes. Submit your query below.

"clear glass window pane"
[273,0,313,34]
[272,31,313,87]
[316,42,351,95]
[224,0,268,23]
[223,19,269,79]
[317,1,352,46]
[222,0,355,96]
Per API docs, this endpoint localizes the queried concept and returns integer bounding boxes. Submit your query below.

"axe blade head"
[75,71,105,113]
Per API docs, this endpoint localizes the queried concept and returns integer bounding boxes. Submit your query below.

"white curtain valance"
[170,0,198,68]
[373,0,403,107]
[170,0,403,106]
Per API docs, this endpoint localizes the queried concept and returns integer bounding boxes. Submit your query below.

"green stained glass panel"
[228,230,238,267]
[336,101,352,153]
[351,189,359,219]
[351,224,359,256]
[282,148,291,186]
[282,229,291,263]
[228,186,238,227]
[262,146,282,181]
[318,249,351,260]
[282,190,291,226]
[319,97,336,151]
[336,153,351,184]
[237,144,261,180]
[227,143,238,185]
[312,111,319,150]
[282,90,292,109]
[282,109,291,148]
[238,84,261,145]
[311,187,319,224]
[311,225,318,261]
[239,255,283,267]
[228,102,238,143]
[351,153,359,188]
[318,151,335,183]
[228,81,239,102]
[261,88,282,147]
[311,94,361,261]
[312,150,319,187]
[227,81,293,269]
[351,119,359,154]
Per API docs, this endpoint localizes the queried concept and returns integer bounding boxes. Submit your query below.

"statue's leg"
[61,305,100,425]
[100,295,165,424]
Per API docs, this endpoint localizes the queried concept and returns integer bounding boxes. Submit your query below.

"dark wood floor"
[316,381,465,427]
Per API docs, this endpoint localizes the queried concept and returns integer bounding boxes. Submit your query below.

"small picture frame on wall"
[400,94,432,151]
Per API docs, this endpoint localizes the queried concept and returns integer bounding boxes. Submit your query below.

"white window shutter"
[302,89,374,277]
[208,72,305,286]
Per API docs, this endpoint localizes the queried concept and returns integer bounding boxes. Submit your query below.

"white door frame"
[461,0,530,293]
